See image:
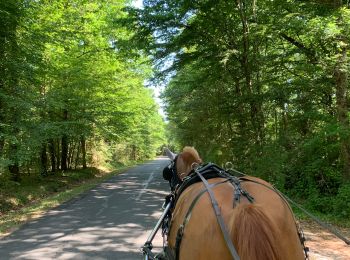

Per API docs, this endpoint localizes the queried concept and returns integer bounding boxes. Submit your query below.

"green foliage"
[0,0,165,179]
[0,167,102,214]
[333,183,350,218]
[126,0,350,220]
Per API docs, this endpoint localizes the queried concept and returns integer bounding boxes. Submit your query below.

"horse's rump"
[167,176,305,260]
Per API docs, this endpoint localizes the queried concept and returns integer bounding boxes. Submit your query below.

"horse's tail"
[231,204,282,260]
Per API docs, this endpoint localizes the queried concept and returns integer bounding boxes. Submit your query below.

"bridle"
[165,156,201,184]
[163,155,182,191]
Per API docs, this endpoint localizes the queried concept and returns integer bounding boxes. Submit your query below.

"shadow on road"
[0,158,170,260]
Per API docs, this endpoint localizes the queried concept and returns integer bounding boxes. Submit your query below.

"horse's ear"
[164,148,177,160]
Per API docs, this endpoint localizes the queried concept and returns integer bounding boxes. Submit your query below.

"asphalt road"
[0,158,170,260]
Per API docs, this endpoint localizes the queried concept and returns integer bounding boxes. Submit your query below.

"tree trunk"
[67,141,72,169]
[0,137,4,155]
[81,135,87,169]
[61,134,68,171]
[132,145,137,161]
[236,0,264,146]
[8,143,20,181]
[61,109,68,171]
[40,143,48,176]
[334,45,350,180]
[333,2,350,180]
[56,139,61,170]
[234,78,247,131]
[75,140,81,169]
[48,138,56,172]
[68,140,77,169]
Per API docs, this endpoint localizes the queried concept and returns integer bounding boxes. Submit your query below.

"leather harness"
[165,163,254,260]
[162,162,309,260]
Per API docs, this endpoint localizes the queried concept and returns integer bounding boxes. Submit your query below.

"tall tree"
[126,0,350,218]
[0,0,165,179]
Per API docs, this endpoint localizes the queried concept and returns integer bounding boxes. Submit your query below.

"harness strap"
[284,193,350,246]
[228,176,255,206]
[175,180,229,260]
[195,170,241,260]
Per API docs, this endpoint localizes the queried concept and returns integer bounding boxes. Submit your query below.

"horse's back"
[168,176,305,260]
[169,178,236,259]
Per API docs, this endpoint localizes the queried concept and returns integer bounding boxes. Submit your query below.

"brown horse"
[166,147,305,260]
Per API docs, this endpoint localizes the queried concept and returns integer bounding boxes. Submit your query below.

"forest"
[0,0,165,178]
[0,0,165,215]
[1,0,350,222]
[125,0,350,220]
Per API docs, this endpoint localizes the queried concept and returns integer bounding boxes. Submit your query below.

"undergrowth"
[0,162,139,234]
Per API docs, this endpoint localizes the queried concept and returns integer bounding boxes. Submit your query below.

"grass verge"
[293,207,350,229]
[0,164,137,236]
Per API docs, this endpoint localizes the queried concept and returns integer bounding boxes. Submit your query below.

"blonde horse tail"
[231,204,282,260]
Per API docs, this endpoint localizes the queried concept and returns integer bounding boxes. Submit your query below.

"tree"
[0,0,165,180]
[126,0,350,217]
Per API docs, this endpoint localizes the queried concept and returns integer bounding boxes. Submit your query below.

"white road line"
[136,171,155,200]
[96,196,108,216]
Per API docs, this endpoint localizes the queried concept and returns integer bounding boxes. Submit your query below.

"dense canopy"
[1,0,350,220]
[0,0,165,180]
[125,0,350,219]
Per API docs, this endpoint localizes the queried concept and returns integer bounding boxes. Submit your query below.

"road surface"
[0,158,170,260]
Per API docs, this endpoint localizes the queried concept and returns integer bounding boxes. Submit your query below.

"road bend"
[0,157,170,260]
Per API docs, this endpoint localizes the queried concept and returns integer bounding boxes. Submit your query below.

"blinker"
[162,156,182,191]
[163,164,173,181]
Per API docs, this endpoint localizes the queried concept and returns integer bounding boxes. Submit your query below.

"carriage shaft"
[145,202,172,244]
